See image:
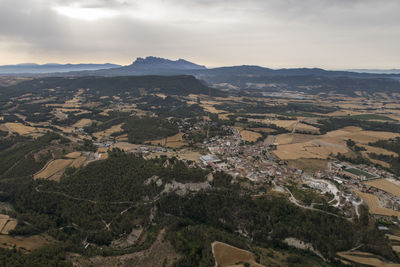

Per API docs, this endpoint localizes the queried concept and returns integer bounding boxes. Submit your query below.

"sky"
[0,0,399,69]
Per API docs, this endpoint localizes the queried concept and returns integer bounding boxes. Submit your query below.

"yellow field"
[361,144,396,167]
[0,214,17,234]
[367,157,391,168]
[0,124,8,132]
[93,123,124,140]
[240,130,262,142]
[203,105,226,114]
[263,119,296,130]
[356,191,400,217]
[72,118,93,128]
[71,156,87,168]
[65,152,81,159]
[1,220,17,234]
[273,126,399,160]
[116,134,128,141]
[199,100,227,114]
[324,110,364,117]
[288,159,328,172]
[4,122,47,136]
[112,142,141,151]
[99,108,114,116]
[337,251,400,267]
[155,93,167,99]
[34,159,73,180]
[392,246,400,253]
[166,132,184,142]
[177,150,203,163]
[386,234,400,242]
[0,215,8,232]
[99,153,108,160]
[54,125,74,134]
[274,141,348,160]
[250,127,275,133]
[365,179,400,198]
[218,113,233,120]
[0,235,50,251]
[212,241,265,267]
[146,149,202,163]
[164,141,187,148]
[295,123,320,133]
[150,132,187,148]
[291,133,319,143]
[97,147,108,153]
[274,134,294,145]
[325,126,399,144]
[386,114,400,122]
[361,145,398,156]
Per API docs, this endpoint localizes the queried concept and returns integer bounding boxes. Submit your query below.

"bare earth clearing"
[211,241,265,267]
[71,156,87,168]
[0,214,17,234]
[0,235,50,251]
[365,179,400,198]
[65,152,82,159]
[93,123,124,140]
[273,127,400,160]
[356,191,400,217]
[72,118,93,128]
[240,130,262,142]
[34,159,74,180]
[337,251,400,267]
[149,132,187,148]
[3,122,47,137]
[68,229,180,267]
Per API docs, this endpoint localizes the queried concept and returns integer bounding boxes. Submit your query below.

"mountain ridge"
[126,56,206,70]
[0,63,121,74]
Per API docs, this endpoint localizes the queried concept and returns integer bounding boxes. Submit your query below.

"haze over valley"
[2,1,400,267]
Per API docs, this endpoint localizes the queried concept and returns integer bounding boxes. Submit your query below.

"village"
[195,126,400,221]
[81,117,400,223]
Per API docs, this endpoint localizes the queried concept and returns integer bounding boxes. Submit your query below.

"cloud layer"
[0,0,399,68]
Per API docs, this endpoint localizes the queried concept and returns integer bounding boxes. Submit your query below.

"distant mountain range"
[74,57,400,80]
[128,56,206,70]
[0,63,120,74]
[2,57,399,78]
[1,56,400,96]
[348,69,400,74]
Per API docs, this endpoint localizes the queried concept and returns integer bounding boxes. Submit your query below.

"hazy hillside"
[0,75,222,99]
[0,63,120,74]
[2,57,400,97]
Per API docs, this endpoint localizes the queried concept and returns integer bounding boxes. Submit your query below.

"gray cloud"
[0,0,399,68]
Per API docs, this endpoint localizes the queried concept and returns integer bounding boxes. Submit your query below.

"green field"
[345,168,375,178]
[343,114,396,121]
[281,112,321,118]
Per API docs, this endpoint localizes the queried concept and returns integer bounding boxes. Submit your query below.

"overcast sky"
[0,0,399,68]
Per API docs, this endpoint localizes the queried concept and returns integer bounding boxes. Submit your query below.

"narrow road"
[352,199,363,218]
[284,187,346,219]
[35,185,161,232]
[291,120,300,134]
[35,185,136,204]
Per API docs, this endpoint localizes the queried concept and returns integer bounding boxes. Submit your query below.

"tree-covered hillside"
[0,151,397,266]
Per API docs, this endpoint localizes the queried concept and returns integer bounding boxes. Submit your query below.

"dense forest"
[368,137,400,175]
[0,75,221,101]
[316,118,400,134]
[0,132,69,179]
[136,95,205,118]
[123,117,179,143]
[1,72,400,266]
[214,102,337,115]
[0,150,396,266]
